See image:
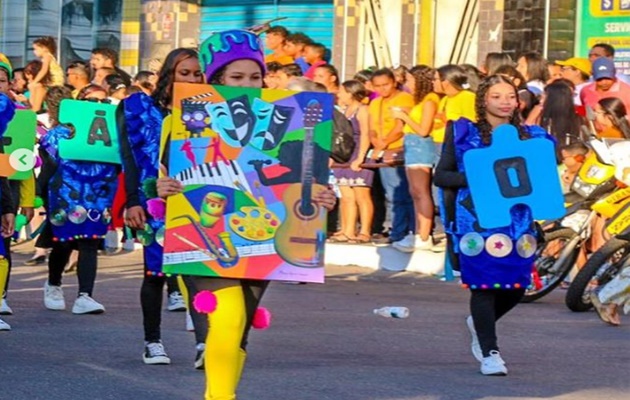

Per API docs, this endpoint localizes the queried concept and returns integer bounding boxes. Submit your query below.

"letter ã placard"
[58,100,121,164]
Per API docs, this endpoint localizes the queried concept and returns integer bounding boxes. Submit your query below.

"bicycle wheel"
[522,228,577,303]
[565,236,630,312]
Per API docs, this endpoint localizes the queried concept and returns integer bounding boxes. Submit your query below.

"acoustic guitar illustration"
[274,100,327,267]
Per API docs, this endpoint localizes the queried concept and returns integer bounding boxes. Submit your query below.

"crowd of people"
[0,24,628,397]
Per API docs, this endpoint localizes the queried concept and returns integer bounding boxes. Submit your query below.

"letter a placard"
[58,100,121,164]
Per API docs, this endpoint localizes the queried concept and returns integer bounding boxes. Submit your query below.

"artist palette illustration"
[229,206,280,241]
[161,83,334,283]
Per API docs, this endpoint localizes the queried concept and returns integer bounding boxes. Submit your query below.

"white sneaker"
[72,293,105,314]
[167,291,186,312]
[143,341,171,365]
[186,312,195,332]
[431,239,446,253]
[466,316,483,362]
[481,350,508,376]
[392,234,416,253]
[415,235,434,251]
[0,298,13,315]
[0,317,10,331]
[44,282,66,311]
[194,343,205,370]
[123,239,136,252]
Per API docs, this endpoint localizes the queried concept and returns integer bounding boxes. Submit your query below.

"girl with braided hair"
[434,75,554,376]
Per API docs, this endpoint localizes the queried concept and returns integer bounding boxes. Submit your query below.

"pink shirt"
[304,60,327,80]
[580,80,630,112]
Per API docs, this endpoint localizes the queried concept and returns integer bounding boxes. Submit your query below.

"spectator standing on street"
[65,62,91,98]
[390,65,439,252]
[264,26,293,65]
[580,57,630,113]
[90,48,132,86]
[303,43,328,80]
[330,80,374,244]
[556,57,591,107]
[368,68,415,245]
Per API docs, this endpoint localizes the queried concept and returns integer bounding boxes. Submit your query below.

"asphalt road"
[1,242,628,400]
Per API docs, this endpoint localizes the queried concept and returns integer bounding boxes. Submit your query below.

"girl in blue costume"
[154,30,337,399]
[0,56,36,326]
[39,86,120,315]
[0,92,17,331]
[120,48,204,365]
[434,75,552,376]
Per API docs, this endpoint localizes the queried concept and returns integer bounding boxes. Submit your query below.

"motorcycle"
[523,138,622,303]
[565,139,630,311]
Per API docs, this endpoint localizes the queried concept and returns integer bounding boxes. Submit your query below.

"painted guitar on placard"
[274,100,327,268]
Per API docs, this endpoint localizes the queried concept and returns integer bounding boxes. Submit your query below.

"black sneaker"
[24,255,46,266]
[194,343,205,370]
[143,341,171,365]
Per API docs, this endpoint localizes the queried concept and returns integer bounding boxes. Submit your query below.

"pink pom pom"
[252,307,271,330]
[147,198,166,220]
[193,291,217,314]
[34,156,42,168]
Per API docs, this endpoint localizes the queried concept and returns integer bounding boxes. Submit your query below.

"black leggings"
[140,254,180,342]
[470,289,525,357]
[48,239,100,296]
[186,276,269,349]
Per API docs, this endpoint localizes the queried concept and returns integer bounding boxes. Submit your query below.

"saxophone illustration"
[174,215,239,268]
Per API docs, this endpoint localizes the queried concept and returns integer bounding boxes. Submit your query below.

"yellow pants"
[0,258,7,308]
[204,285,248,400]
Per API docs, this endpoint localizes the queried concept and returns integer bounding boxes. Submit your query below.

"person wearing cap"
[556,57,591,106]
[588,43,630,84]
[153,29,337,399]
[580,57,630,113]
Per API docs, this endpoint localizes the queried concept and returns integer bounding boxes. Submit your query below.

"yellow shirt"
[49,56,65,87]
[369,91,415,149]
[264,53,294,65]
[432,90,477,143]
[403,92,440,135]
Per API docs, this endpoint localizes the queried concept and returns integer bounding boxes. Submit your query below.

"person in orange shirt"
[264,26,294,65]
[368,68,415,243]
[594,97,630,139]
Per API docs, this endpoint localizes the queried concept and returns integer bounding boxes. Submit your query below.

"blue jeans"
[379,166,414,241]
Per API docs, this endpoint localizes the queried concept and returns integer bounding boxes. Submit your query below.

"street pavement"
[1,241,628,400]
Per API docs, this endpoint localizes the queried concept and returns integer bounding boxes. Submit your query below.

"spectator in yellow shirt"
[368,68,415,243]
[264,26,294,65]
[432,65,477,145]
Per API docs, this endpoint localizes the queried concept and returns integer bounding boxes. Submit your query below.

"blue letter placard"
[463,124,565,228]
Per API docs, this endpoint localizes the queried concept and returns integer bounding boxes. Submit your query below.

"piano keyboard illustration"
[163,243,275,265]
[175,160,251,191]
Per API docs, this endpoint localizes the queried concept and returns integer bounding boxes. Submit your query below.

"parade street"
[1,243,627,400]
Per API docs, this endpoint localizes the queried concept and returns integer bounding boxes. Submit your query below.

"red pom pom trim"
[193,290,217,314]
[252,307,271,330]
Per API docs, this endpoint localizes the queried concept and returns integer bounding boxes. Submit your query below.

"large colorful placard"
[463,124,564,229]
[58,100,121,164]
[0,110,37,180]
[576,0,630,75]
[161,83,333,283]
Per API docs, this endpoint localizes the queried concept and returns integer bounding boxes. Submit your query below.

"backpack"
[330,109,356,164]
